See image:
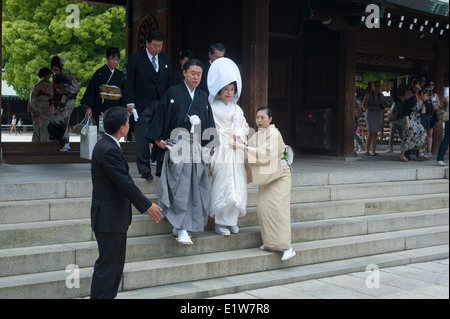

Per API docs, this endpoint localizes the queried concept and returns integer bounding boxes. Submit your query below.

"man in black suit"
[90,106,163,299]
[199,42,226,95]
[124,30,171,180]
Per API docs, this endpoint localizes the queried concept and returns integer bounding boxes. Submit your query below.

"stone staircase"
[0,164,448,299]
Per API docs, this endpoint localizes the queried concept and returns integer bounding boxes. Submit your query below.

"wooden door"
[268,40,299,146]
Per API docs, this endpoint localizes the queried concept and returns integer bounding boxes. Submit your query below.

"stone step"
[0,226,447,299]
[1,166,448,202]
[116,245,450,299]
[1,182,448,248]
[1,209,447,276]
[1,179,448,224]
[1,187,448,249]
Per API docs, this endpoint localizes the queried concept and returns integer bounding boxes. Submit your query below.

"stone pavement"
[210,258,449,299]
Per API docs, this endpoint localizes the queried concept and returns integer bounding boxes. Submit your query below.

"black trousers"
[134,105,154,176]
[90,232,127,299]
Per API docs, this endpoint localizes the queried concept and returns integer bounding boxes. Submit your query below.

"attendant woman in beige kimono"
[29,67,54,142]
[231,106,295,261]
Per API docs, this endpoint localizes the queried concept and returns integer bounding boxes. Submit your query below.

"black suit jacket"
[123,49,170,114]
[90,135,152,233]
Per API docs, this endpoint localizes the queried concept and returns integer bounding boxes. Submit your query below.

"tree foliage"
[2,0,126,106]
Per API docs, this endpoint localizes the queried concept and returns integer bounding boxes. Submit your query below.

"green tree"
[2,0,126,106]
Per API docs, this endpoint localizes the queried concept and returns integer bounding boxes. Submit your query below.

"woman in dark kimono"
[50,55,80,152]
[82,47,125,127]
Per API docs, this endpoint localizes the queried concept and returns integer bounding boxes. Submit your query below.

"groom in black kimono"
[146,59,217,245]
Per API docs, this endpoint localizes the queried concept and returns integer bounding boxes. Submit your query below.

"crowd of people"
[356,77,449,166]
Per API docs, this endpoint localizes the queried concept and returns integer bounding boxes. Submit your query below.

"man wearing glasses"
[124,30,171,180]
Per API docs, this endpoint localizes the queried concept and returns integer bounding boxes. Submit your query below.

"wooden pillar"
[432,40,445,155]
[337,28,356,157]
[241,0,269,128]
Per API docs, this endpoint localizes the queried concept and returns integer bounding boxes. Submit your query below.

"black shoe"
[141,173,153,180]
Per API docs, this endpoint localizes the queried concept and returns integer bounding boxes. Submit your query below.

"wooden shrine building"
[1,0,449,164]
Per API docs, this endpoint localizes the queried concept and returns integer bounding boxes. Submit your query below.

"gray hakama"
[156,135,210,232]
[146,82,216,233]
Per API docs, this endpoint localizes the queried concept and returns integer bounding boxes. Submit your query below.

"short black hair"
[146,30,165,43]
[179,48,195,61]
[103,106,128,135]
[106,47,120,59]
[37,67,51,78]
[209,42,226,55]
[183,59,203,71]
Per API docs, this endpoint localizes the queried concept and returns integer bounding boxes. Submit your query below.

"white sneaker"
[281,247,296,261]
[437,161,446,166]
[385,147,393,153]
[215,225,231,236]
[175,230,193,245]
[60,143,71,152]
[229,225,239,234]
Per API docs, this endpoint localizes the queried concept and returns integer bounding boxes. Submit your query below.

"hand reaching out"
[146,203,163,223]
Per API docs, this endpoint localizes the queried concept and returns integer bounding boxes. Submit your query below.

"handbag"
[437,107,449,122]
[80,122,98,160]
[73,117,92,136]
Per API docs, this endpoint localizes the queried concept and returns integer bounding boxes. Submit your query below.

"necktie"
[151,56,158,72]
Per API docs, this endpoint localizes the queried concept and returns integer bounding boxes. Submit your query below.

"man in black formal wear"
[90,106,163,299]
[199,42,226,95]
[123,30,171,180]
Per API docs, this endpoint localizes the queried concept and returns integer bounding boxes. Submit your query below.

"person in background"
[50,55,80,152]
[29,67,54,142]
[362,81,384,156]
[83,47,125,127]
[437,87,449,166]
[200,42,226,94]
[9,114,17,135]
[354,97,364,153]
[231,106,295,261]
[398,89,429,162]
[123,30,171,180]
[170,48,195,87]
[421,80,440,158]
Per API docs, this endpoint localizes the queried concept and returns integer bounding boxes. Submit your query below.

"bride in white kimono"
[207,58,249,236]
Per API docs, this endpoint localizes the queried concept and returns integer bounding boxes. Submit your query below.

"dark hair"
[37,67,51,78]
[256,106,272,118]
[103,106,128,135]
[106,47,120,59]
[209,42,226,55]
[146,30,165,43]
[179,48,195,61]
[426,80,436,92]
[50,55,63,71]
[218,81,238,97]
[183,58,203,71]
